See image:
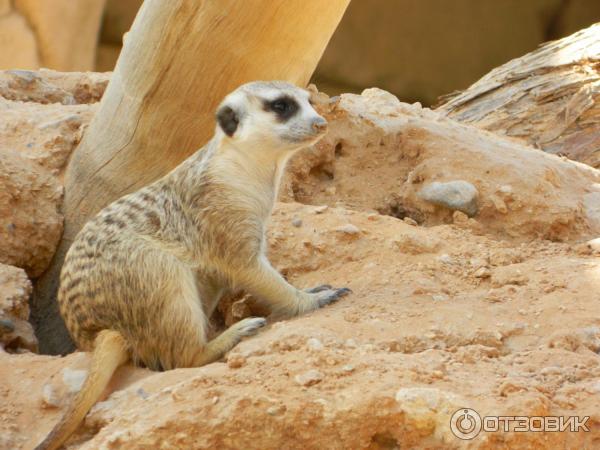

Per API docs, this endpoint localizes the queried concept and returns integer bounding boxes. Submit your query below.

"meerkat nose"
[311,117,328,133]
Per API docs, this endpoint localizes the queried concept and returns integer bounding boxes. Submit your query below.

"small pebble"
[469,258,487,269]
[136,388,150,399]
[291,218,302,227]
[490,194,508,214]
[403,217,418,226]
[294,369,323,387]
[344,339,357,348]
[267,404,286,416]
[227,354,247,369]
[474,267,491,278]
[335,224,360,235]
[436,254,453,264]
[41,384,60,408]
[588,237,600,252]
[62,368,87,393]
[307,338,324,351]
[418,180,479,216]
[452,211,469,224]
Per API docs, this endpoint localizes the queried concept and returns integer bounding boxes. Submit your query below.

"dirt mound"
[3,202,599,449]
[283,88,600,242]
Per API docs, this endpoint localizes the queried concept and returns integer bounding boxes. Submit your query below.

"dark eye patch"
[263,95,299,122]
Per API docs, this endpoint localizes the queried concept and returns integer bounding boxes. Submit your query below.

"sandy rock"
[491,265,530,287]
[0,70,105,276]
[0,149,63,277]
[0,100,96,175]
[394,387,460,440]
[0,263,36,352]
[418,180,479,216]
[1,203,599,449]
[392,232,442,255]
[0,69,110,104]
[283,88,600,241]
[583,191,600,230]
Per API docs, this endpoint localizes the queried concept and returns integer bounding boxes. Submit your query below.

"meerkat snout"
[311,116,328,133]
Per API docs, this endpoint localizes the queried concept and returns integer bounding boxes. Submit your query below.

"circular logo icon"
[450,408,482,440]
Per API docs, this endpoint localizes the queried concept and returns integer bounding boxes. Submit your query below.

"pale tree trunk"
[437,22,600,169]
[33,0,350,354]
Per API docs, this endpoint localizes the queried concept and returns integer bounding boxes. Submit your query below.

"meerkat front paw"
[307,286,352,308]
[233,317,268,337]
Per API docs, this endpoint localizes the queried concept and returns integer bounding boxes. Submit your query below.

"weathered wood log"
[32,0,350,354]
[436,22,600,169]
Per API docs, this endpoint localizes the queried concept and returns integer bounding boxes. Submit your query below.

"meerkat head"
[215,81,328,152]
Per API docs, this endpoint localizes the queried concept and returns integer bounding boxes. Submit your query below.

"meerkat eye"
[265,95,299,121]
[272,99,291,112]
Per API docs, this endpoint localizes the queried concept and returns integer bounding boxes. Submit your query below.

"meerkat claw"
[316,287,352,307]
[305,284,332,293]
[235,317,268,337]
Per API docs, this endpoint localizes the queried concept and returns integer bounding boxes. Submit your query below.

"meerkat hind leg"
[192,317,266,366]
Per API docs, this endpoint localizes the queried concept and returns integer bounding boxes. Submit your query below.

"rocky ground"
[1,70,599,449]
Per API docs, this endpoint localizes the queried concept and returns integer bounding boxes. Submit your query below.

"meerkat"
[35,81,350,450]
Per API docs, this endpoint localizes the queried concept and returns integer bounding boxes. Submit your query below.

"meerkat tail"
[35,330,129,450]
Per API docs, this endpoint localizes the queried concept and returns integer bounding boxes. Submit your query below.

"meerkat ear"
[216,105,239,137]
